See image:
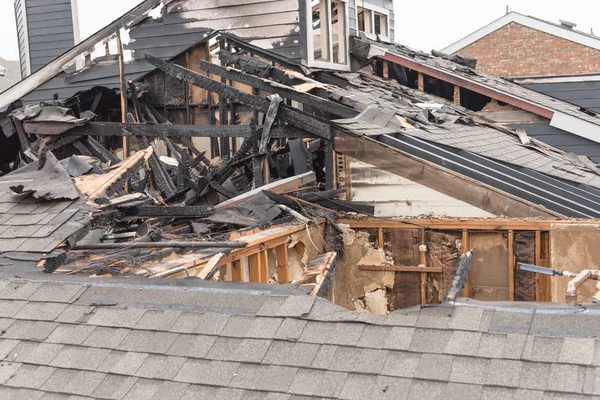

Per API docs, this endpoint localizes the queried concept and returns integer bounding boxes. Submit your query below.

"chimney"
[14,0,81,79]
[559,19,577,30]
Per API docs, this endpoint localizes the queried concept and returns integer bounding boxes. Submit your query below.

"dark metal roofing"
[0,275,598,399]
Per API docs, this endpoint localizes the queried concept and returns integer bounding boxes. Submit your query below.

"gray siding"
[349,0,357,36]
[14,0,76,77]
[508,122,600,163]
[523,81,600,113]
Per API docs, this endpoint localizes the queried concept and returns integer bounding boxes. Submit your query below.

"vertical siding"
[15,0,76,77]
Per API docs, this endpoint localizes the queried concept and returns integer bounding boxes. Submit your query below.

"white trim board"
[442,12,600,54]
[514,74,600,84]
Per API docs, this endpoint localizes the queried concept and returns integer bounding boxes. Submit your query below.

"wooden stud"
[508,230,515,301]
[420,229,427,305]
[259,250,269,284]
[378,228,384,249]
[275,244,289,284]
[453,85,461,105]
[248,254,260,283]
[383,61,389,78]
[418,72,424,91]
[359,265,442,273]
[461,229,470,298]
[344,155,352,201]
[231,260,243,282]
[535,231,542,301]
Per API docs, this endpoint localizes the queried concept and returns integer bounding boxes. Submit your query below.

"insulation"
[426,230,461,303]
[514,232,536,301]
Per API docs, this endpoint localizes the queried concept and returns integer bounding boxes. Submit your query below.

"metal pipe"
[566,270,600,303]
[152,266,190,278]
[72,241,246,250]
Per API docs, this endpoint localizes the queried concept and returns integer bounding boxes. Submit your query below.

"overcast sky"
[2,0,600,61]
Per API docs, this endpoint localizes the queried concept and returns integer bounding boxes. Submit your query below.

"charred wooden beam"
[199,61,358,119]
[259,94,283,154]
[315,199,374,215]
[81,136,121,165]
[145,55,332,140]
[127,205,213,218]
[297,188,346,202]
[137,136,177,198]
[71,241,245,250]
[65,121,255,138]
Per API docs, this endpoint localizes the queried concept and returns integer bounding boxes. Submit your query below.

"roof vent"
[559,19,577,29]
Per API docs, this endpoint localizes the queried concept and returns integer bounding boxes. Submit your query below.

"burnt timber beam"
[145,55,332,140]
[199,61,358,119]
[61,122,317,139]
[333,129,561,218]
[127,205,213,218]
[379,51,554,119]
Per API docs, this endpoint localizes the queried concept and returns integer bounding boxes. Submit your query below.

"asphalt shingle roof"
[0,277,599,399]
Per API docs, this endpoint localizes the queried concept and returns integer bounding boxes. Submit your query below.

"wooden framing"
[508,230,515,301]
[418,72,424,91]
[248,253,260,283]
[461,229,470,297]
[231,260,243,282]
[359,265,442,273]
[453,85,461,105]
[275,244,289,284]
[419,229,427,305]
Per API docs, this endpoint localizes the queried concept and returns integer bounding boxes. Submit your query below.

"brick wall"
[456,22,600,78]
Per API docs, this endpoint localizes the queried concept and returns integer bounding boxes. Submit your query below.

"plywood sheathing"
[333,226,394,314]
[550,224,600,303]
[514,232,536,301]
[468,232,509,301]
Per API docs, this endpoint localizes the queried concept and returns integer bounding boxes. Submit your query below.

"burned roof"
[353,37,600,144]
[0,276,599,399]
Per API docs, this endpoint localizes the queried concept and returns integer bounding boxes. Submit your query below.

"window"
[357,5,390,39]
[307,0,349,69]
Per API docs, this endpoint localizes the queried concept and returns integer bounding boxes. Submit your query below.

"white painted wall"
[349,159,494,218]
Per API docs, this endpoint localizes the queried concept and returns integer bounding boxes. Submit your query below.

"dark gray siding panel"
[524,81,600,113]
[508,122,600,163]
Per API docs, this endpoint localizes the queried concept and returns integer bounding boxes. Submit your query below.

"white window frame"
[355,2,390,41]
[305,0,351,71]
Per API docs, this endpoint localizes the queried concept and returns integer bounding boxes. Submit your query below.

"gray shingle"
[444,331,482,356]
[29,284,85,303]
[0,361,21,384]
[181,385,245,400]
[515,389,544,400]
[123,379,188,400]
[357,325,392,348]
[7,342,63,364]
[0,339,20,359]
[0,386,44,400]
[449,356,490,385]
[381,351,422,378]
[13,302,67,321]
[262,341,320,367]
[221,316,283,339]
[546,364,585,393]
[207,337,271,363]
[4,364,54,389]
[86,307,146,328]
[174,359,239,386]
[477,333,506,358]
[134,354,186,379]
[47,324,95,345]
[50,346,111,370]
[257,296,287,316]
[56,305,95,324]
[500,333,528,360]
[520,362,551,391]
[0,238,27,252]
[276,295,315,317]
[299,321,364,346]
[530,313,600,339]
[407,379,446,400]
[445,383,483,400]
[308,299,358,322]
[288,369,347,398]
[0,300,27,317]
[339,373,377,400]
[370,376,411,400]
[485,359,524,388]
[167,334,216,358]
[174,312,230,335]
[0,282,42,300]
[4,320,57,340]
[522,336,563,363]
[42,369,106,397]
[488,310,533,334]
[330,347,388,374]
[117,330,178,354]
[416,306,454,329]
[82,326,130,349]
[481,386,516,400]
[559,338,596,365]
[414,354,454,381]
[409,328,452,353]
[382,326,415,351]
[242,391,291,400]
[310,344,338,369]
[92,374,138,400]
[298,321,335,344]
[231,363,297,391]
[449,307,486,331]
[97,351,148,375]
[274,318,307,341]
[135,310,182,331]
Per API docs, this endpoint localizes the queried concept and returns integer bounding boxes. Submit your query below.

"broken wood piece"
[259,94,283,154]
[198,253,225,280]
[71,241,246,250]
[515,128,531,145]
[359,265,442,273]
[308,252,337,297]
[215,172,316,210]
[278,204,311,225]
[275,244,289,284]
[126,205,213,218]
